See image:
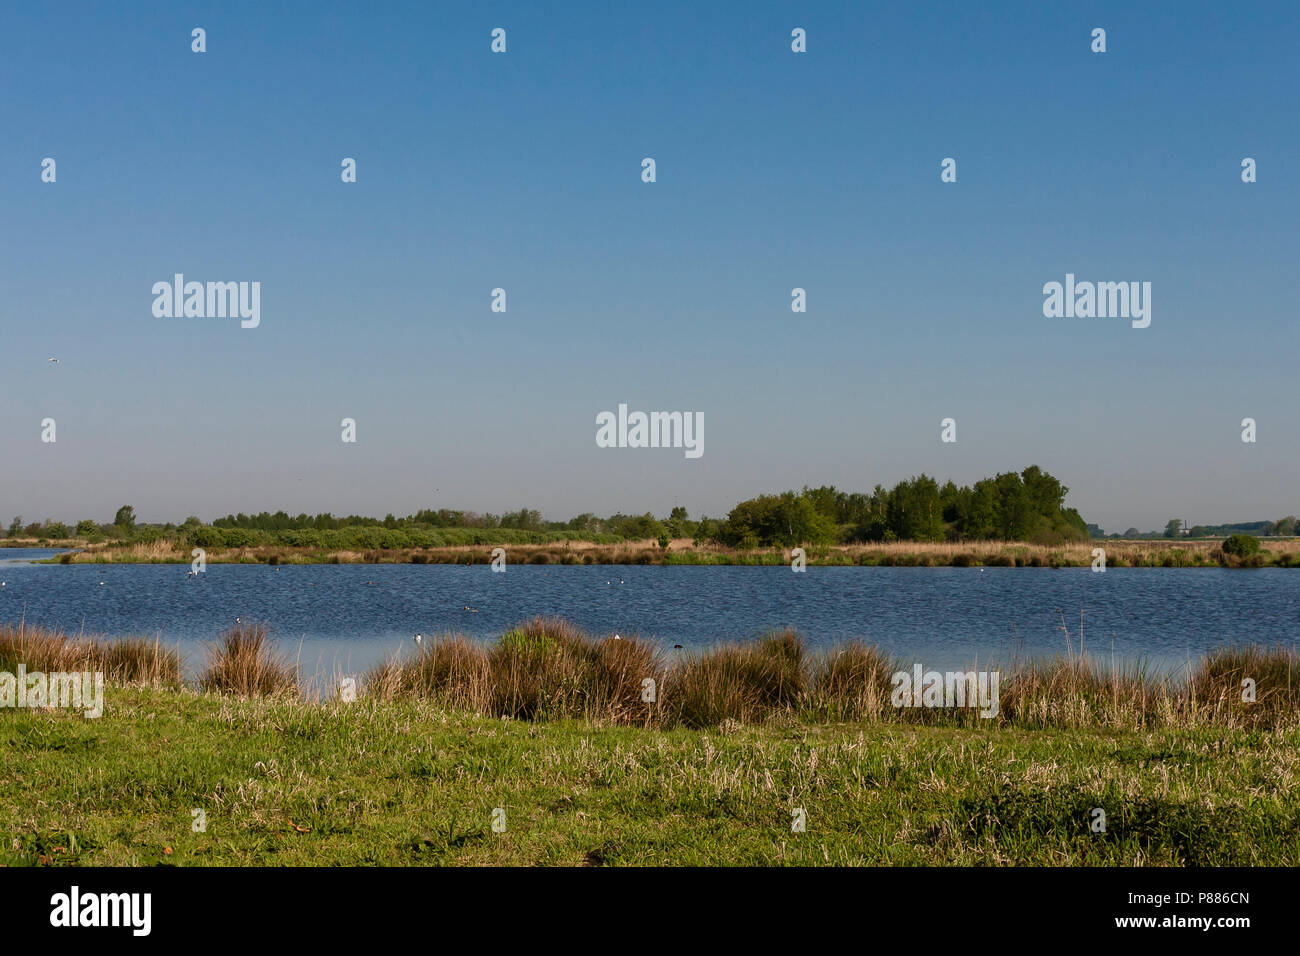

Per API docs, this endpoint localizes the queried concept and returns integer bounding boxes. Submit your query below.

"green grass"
[2,683,1297,866]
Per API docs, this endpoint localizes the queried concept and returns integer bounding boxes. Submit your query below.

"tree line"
[714,466,1088,547]
[4,466,1091,549]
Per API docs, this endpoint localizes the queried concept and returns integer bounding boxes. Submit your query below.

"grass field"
[2,684,1297,866]
[4,620,1296,866]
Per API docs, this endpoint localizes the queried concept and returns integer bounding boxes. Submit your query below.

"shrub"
[1222,534,1261,559]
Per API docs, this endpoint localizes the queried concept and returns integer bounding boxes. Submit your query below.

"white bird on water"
[414,633,423,646]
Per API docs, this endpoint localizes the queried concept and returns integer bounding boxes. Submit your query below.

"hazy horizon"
[4,1,1296,534]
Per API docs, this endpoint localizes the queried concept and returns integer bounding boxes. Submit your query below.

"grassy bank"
[5,619,1297,731]
[28,536,1300,567]
[4,621,1297,865]
[2,683,1297,866]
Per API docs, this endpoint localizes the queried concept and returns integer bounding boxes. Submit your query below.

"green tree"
[718,493,835,547]
[886,475,945,542]
[114,505,137,530]
[963,481,998,539]
[1164,518,1182,538]
[1222,534,1260,558]
[993,472,1034,540]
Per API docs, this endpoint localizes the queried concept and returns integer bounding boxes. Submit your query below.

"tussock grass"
[364,624,1300,732]
[360,623,1300,731]
[8,618,1298,731]
[366,634,490,708]
[664,631,807,728]
[199,622,298,697]
[0,623,179,685]
[1190,644,1299,728]
[999,656,1168,729]
[807,641,895,720]
[366,618,664,725]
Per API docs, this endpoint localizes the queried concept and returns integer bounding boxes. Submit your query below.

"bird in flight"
[48,357,59,364]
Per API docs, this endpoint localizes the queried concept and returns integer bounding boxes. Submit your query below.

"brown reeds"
[0,622,180,685]
[198,622,299,697]
[7,616,1298,731]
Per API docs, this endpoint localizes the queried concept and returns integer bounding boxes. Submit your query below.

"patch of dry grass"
[0,623,180,685]
[198,622,298,697]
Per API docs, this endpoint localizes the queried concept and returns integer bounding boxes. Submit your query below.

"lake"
[1,551,1296,678]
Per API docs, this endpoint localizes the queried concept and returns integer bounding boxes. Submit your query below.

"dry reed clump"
[365,625,1300,730]
[1188,644,1299,728]
[365,635,491,708]
[199,622,298,697]
[364,618,665,724]
[807,641,896,720]
[0,623,180,685]
[997,657,1168,729]
[662,630,807,728]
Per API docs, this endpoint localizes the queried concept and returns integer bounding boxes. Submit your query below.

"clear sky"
[2,1,1296,533]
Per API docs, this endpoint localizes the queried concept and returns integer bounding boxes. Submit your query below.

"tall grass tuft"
[998,656,1166,729]
[366,635,491,708]
[199,622,298,697]
[1189,644,1299,728]
[808,641,896,720]
[364,618,665,725]
[0,623,180,685]
[663,630,808,728]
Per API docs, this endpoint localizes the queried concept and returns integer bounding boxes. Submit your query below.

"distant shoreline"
[9,537,1299,568]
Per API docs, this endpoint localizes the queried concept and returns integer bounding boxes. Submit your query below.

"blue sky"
[2,1,1296,532]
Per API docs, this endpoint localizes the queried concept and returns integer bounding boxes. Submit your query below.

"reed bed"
[50,536,1300,567]
[367,618,664,724]
[0,622,180,685]
[361,619,1300,732]
[198,621,299,697]
[4,617,1296,730]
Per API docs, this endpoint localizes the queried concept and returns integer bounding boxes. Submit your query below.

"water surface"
[1,561,1295,678]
